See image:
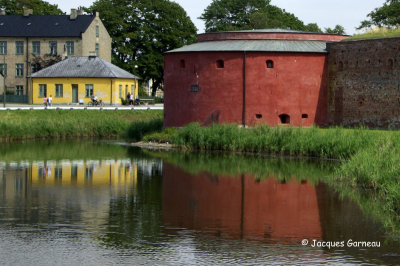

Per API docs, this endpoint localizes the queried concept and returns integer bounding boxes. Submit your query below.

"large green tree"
[89,0,197,95]
[200,0,271,32]
[0,0,63,15]
[358,0,400,29]
[200,0,329,33]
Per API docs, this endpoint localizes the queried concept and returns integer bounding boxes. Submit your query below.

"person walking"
[47,95,53,106]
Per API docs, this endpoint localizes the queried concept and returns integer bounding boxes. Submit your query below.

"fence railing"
[0,95,29,104]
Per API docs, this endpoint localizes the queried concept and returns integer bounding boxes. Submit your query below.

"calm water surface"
[0,141,399,265]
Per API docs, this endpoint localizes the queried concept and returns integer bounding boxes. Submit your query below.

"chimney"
[77,9,83,15]
[70,9,78,20]
[23,8,33,17]
[0,10,5,15]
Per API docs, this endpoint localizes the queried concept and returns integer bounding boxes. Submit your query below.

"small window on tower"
[216,60,224,68]
[180,59,185,68]
[266,60,274,68]
[190,85,199,92]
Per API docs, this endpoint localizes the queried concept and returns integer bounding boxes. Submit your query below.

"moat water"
[0,140,399,265]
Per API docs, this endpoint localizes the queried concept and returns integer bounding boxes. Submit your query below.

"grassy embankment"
[344,27,400,41]
[142,122,400,229]
[0,109,163,141]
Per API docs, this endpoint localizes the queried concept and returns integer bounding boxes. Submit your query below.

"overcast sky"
[46,0,386,35]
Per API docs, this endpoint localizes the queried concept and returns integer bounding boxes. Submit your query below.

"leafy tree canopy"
[325,25,346,35]
[200,0,344,34]
[0,0,63,15]
[358,0,400,29]
[88,0,197,95]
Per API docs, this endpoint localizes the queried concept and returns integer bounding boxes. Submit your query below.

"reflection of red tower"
[162,163,322,242]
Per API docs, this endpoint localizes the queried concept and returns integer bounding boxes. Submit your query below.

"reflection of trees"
[99,170,166,249]
[316,183,400,265]
[145,150,336,184]
[0,140,129,162]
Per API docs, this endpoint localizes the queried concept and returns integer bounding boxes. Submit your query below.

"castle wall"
[164,51,328,127]
[327,38,400,128]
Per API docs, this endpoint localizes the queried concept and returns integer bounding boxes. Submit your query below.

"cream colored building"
[0,8,111,96]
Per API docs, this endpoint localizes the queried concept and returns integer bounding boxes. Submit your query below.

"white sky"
[46,0,386,35]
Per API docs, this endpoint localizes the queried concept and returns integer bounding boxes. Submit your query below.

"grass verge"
[0,109,163,141]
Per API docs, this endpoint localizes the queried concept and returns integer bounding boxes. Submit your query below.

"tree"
[31,54,62,73]
[0,0,63,15]
[88,0,197,95]
[305,23,323,33]
[247,6,310,31]
[200,0,271,32]
[358,0,400,29]
[200,0,322,33]
[325,25,346,35]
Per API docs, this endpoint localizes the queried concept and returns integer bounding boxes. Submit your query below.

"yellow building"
[30,56,139,105]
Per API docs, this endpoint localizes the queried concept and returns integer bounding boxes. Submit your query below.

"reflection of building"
[0,159,138,230]
[30,159,137,187]
[162,163,322,241]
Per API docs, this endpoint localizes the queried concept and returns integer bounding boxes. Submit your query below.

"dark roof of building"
[30,56,140,79]
[0,14,95,37]
[166,39,329,54]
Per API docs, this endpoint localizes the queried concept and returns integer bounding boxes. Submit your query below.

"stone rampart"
[327,37,400,128]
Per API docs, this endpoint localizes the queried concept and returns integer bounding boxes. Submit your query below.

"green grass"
[0,109,163,141]
[142,127,177,143]
[169,123,381,160]
[344,27,400,41]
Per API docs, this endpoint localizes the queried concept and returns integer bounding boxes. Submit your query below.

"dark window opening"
[279,114,290,124]
[255,114,262,119]
[266,60,274,68]
[338,61,343,71]
[388,58,394,70]
[180,59,185,68]
[216,60,224,68]
[302,114,308,119]
[190,84,199,92]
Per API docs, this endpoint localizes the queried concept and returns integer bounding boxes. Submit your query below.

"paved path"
[0,104,164,111]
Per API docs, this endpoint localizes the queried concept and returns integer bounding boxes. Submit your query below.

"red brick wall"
[164,52,244,127]
[164,51,328,127]
[327,37,400,128]
[245,52,328,126]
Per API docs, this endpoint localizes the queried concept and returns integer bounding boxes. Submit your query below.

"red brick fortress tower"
[164,29,347,127]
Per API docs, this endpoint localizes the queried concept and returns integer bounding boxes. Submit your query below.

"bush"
[125,118,163,141]
[120,97,128,105]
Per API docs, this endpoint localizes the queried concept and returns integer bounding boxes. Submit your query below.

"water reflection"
[163,163,322,242]
[0,142,399,265]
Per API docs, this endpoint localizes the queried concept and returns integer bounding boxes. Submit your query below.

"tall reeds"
[171,123,379,160]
